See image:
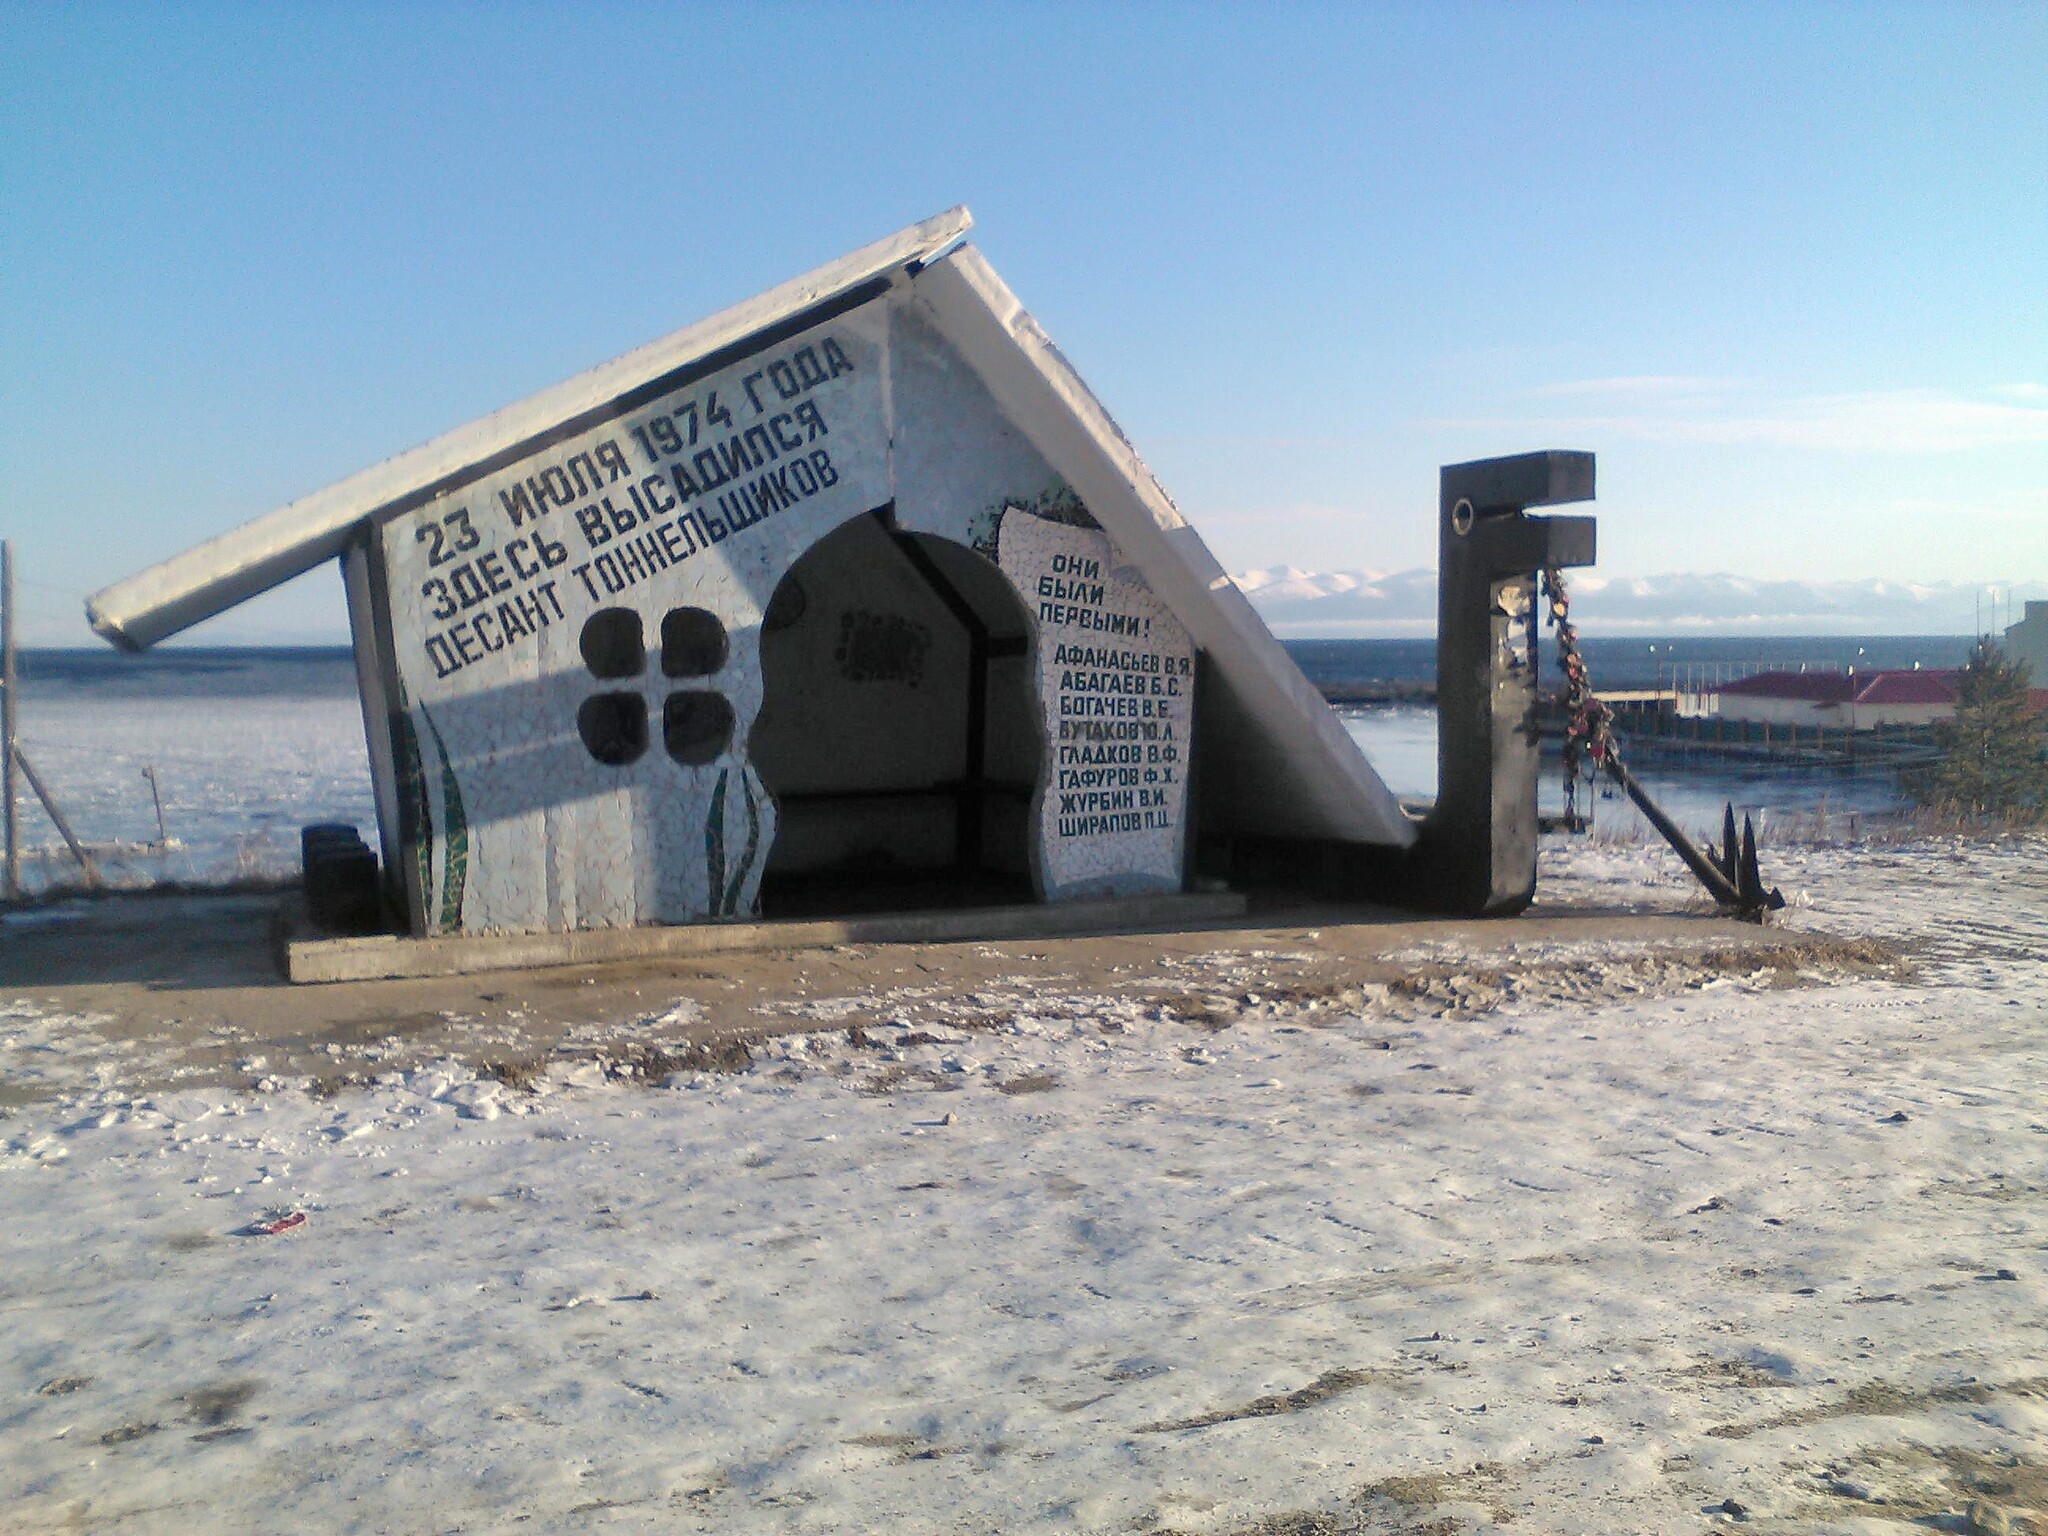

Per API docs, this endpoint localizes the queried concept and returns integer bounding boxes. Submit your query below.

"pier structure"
[1318,663,1955,774]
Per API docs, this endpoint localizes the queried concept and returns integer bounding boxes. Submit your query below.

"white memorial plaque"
[997,508,1193,899]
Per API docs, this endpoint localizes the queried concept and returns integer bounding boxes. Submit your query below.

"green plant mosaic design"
[725,770,761,916]
[389,688,435,927]
[418,705,469,931]
[706,769,729,916]
[390,675,470,935]
[704,766,765,918]
[970,478,1096,558]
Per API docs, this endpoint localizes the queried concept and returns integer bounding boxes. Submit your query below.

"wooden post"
[3,539,17,898]
[12,747,99,887]
[143,765,168,847]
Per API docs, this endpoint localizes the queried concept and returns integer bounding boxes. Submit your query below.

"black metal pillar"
[1414,451,1596,916]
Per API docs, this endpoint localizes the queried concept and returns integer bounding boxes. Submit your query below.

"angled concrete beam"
[88,208,973,650]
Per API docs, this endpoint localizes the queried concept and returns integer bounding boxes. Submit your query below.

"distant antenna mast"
[2,539,17,898]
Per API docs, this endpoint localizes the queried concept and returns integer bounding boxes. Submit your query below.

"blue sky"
[3,2,2042,643]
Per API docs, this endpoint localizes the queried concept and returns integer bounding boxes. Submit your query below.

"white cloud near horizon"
[1234,567,2047,637]
[1439,377,2048,454]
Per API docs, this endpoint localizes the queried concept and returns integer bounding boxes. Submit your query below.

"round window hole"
[661,607,729,677]
[580,608,645,679]
[663,691,735,766]
[578,692,648,765]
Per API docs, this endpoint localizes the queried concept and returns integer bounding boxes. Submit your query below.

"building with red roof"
[1716,668,1958,730]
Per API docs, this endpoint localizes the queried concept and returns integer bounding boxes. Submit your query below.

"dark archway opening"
[750,510,1041,917]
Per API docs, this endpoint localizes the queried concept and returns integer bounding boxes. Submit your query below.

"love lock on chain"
[1541,567,1784,921]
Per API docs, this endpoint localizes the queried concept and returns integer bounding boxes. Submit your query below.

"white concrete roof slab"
[908,247,1416,848]
[86,207,973,650]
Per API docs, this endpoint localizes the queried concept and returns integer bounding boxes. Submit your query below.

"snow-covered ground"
[3,837,2045,1534]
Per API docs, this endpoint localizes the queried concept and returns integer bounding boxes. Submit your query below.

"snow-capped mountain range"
[1232,567,2039,635]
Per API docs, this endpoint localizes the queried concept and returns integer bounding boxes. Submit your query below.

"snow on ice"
[1,837,2045,1533]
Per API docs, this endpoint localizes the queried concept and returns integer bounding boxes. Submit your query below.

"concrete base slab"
[284,890,1250,984]
[0,883,1901,1113]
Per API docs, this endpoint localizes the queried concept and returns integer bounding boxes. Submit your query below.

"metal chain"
[1542,566,1616,826]
[1542,568,1782,917]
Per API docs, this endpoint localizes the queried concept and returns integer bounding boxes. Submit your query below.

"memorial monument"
[90,209,1437,943]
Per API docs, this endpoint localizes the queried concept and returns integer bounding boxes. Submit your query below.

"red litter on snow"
[250,1211,307,1236]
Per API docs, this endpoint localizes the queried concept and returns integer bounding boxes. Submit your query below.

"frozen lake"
[6,651,374,892]
[3,649,1916,897]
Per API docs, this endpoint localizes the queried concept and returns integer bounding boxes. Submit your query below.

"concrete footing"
[282,890,1250,985]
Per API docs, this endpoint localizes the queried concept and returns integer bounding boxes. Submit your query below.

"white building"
[2007,601,2048,685]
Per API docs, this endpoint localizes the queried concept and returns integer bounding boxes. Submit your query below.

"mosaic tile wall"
[373,290,1192,935]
